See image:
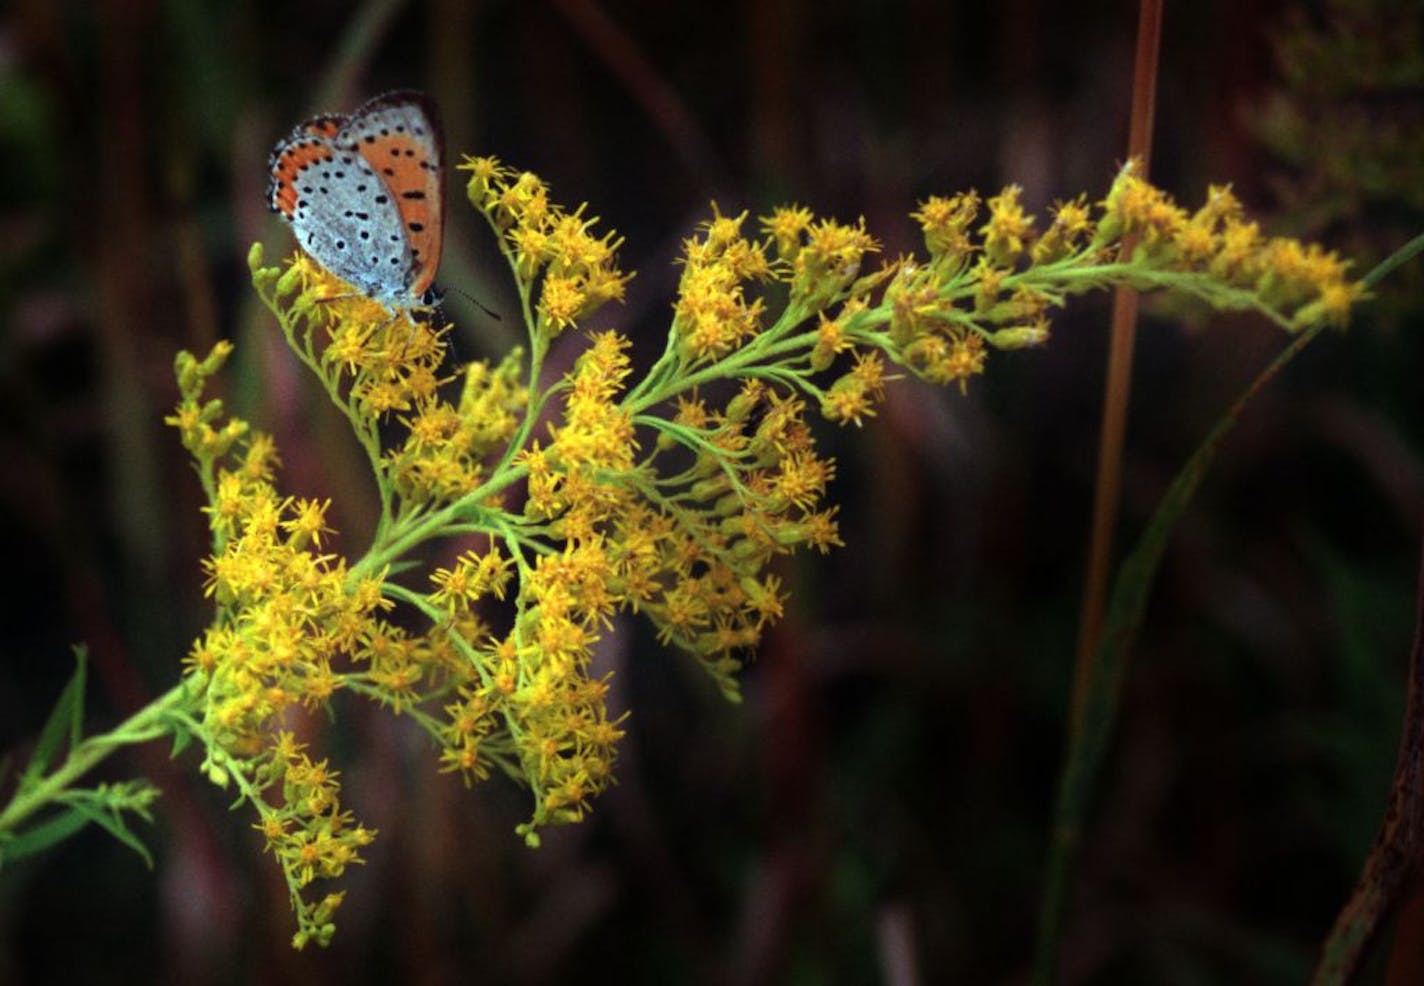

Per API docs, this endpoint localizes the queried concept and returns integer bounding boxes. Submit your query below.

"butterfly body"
[266,91,444,311]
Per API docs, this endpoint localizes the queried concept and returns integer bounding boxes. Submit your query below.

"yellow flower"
[281,498,334,549]
[538,274,586,333]
[761,204,813,260]
[913,192,980,262]
[982,186,1035,265]
[793,218,879,304]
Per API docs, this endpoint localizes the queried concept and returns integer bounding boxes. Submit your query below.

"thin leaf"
[61,797,155,870]
[167,729,193,759]
[157,710,195,758]
[67,645,87,751]
[0,807,91,865]
[21,646,89,786]
[1034,230,1424,980]
[1035,323,1326,982]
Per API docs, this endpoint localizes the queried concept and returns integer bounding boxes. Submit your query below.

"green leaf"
[0,807,91,865]
[21,646,88,786]
[67,646,87,750]
[1034,323,1328,983]
[61,795,154,869]
[157,710,195,758]
[167,729,193,758]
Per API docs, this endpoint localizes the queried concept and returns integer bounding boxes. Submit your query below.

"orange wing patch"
[357,131,443,294]
[267,91,444,307]
[268,138,336,219]
[302,115,343,139]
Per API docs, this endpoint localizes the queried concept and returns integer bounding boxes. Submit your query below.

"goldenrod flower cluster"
[167,156,1361,946]
[168,345,384,948]
[465,156,631,341]
[880,162,1362,395]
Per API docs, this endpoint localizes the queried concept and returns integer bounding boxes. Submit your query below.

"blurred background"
[1,0,1421,982]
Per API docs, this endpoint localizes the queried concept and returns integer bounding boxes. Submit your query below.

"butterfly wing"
[267,119,415,304]
[341,91,445,297]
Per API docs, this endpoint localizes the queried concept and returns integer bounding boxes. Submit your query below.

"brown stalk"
[1313,532,1424,984]
[1071,0,1163,724]
[549,0,727,194]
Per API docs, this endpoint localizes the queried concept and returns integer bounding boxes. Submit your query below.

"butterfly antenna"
[447,285,502,321]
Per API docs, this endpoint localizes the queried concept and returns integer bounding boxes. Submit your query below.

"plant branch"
[0,682,190,836]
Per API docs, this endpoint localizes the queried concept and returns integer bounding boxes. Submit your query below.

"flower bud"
[987,325,1050,350]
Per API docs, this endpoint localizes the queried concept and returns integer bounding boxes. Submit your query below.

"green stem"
[343,679,449,737]
[264,297,396,532]
[493,376,558,478]
[303,322,393,530]
[1018,262,1293,329]
[628,326,823,413]
[0,682,191,835]
[1362,230,1424,289]
[351,464,530,580]
[624,335,684,405]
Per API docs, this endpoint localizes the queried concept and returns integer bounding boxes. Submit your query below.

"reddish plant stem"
[1072,0,1163,725]
[1314,533,1424,984]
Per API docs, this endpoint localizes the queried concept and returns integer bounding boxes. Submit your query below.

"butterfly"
[266,90,445,313]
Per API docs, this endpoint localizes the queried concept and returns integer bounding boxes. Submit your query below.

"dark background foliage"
[0,0,1420,982]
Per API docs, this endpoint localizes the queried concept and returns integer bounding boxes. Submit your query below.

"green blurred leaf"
[1036,324,1327,982]
[59,795,154,870]
[21,646,88,787]
[166,726,193,759]
[156,708,196,759]
[0,807,90,866]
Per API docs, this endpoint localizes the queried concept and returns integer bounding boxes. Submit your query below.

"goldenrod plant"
[0,156,1366,948]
